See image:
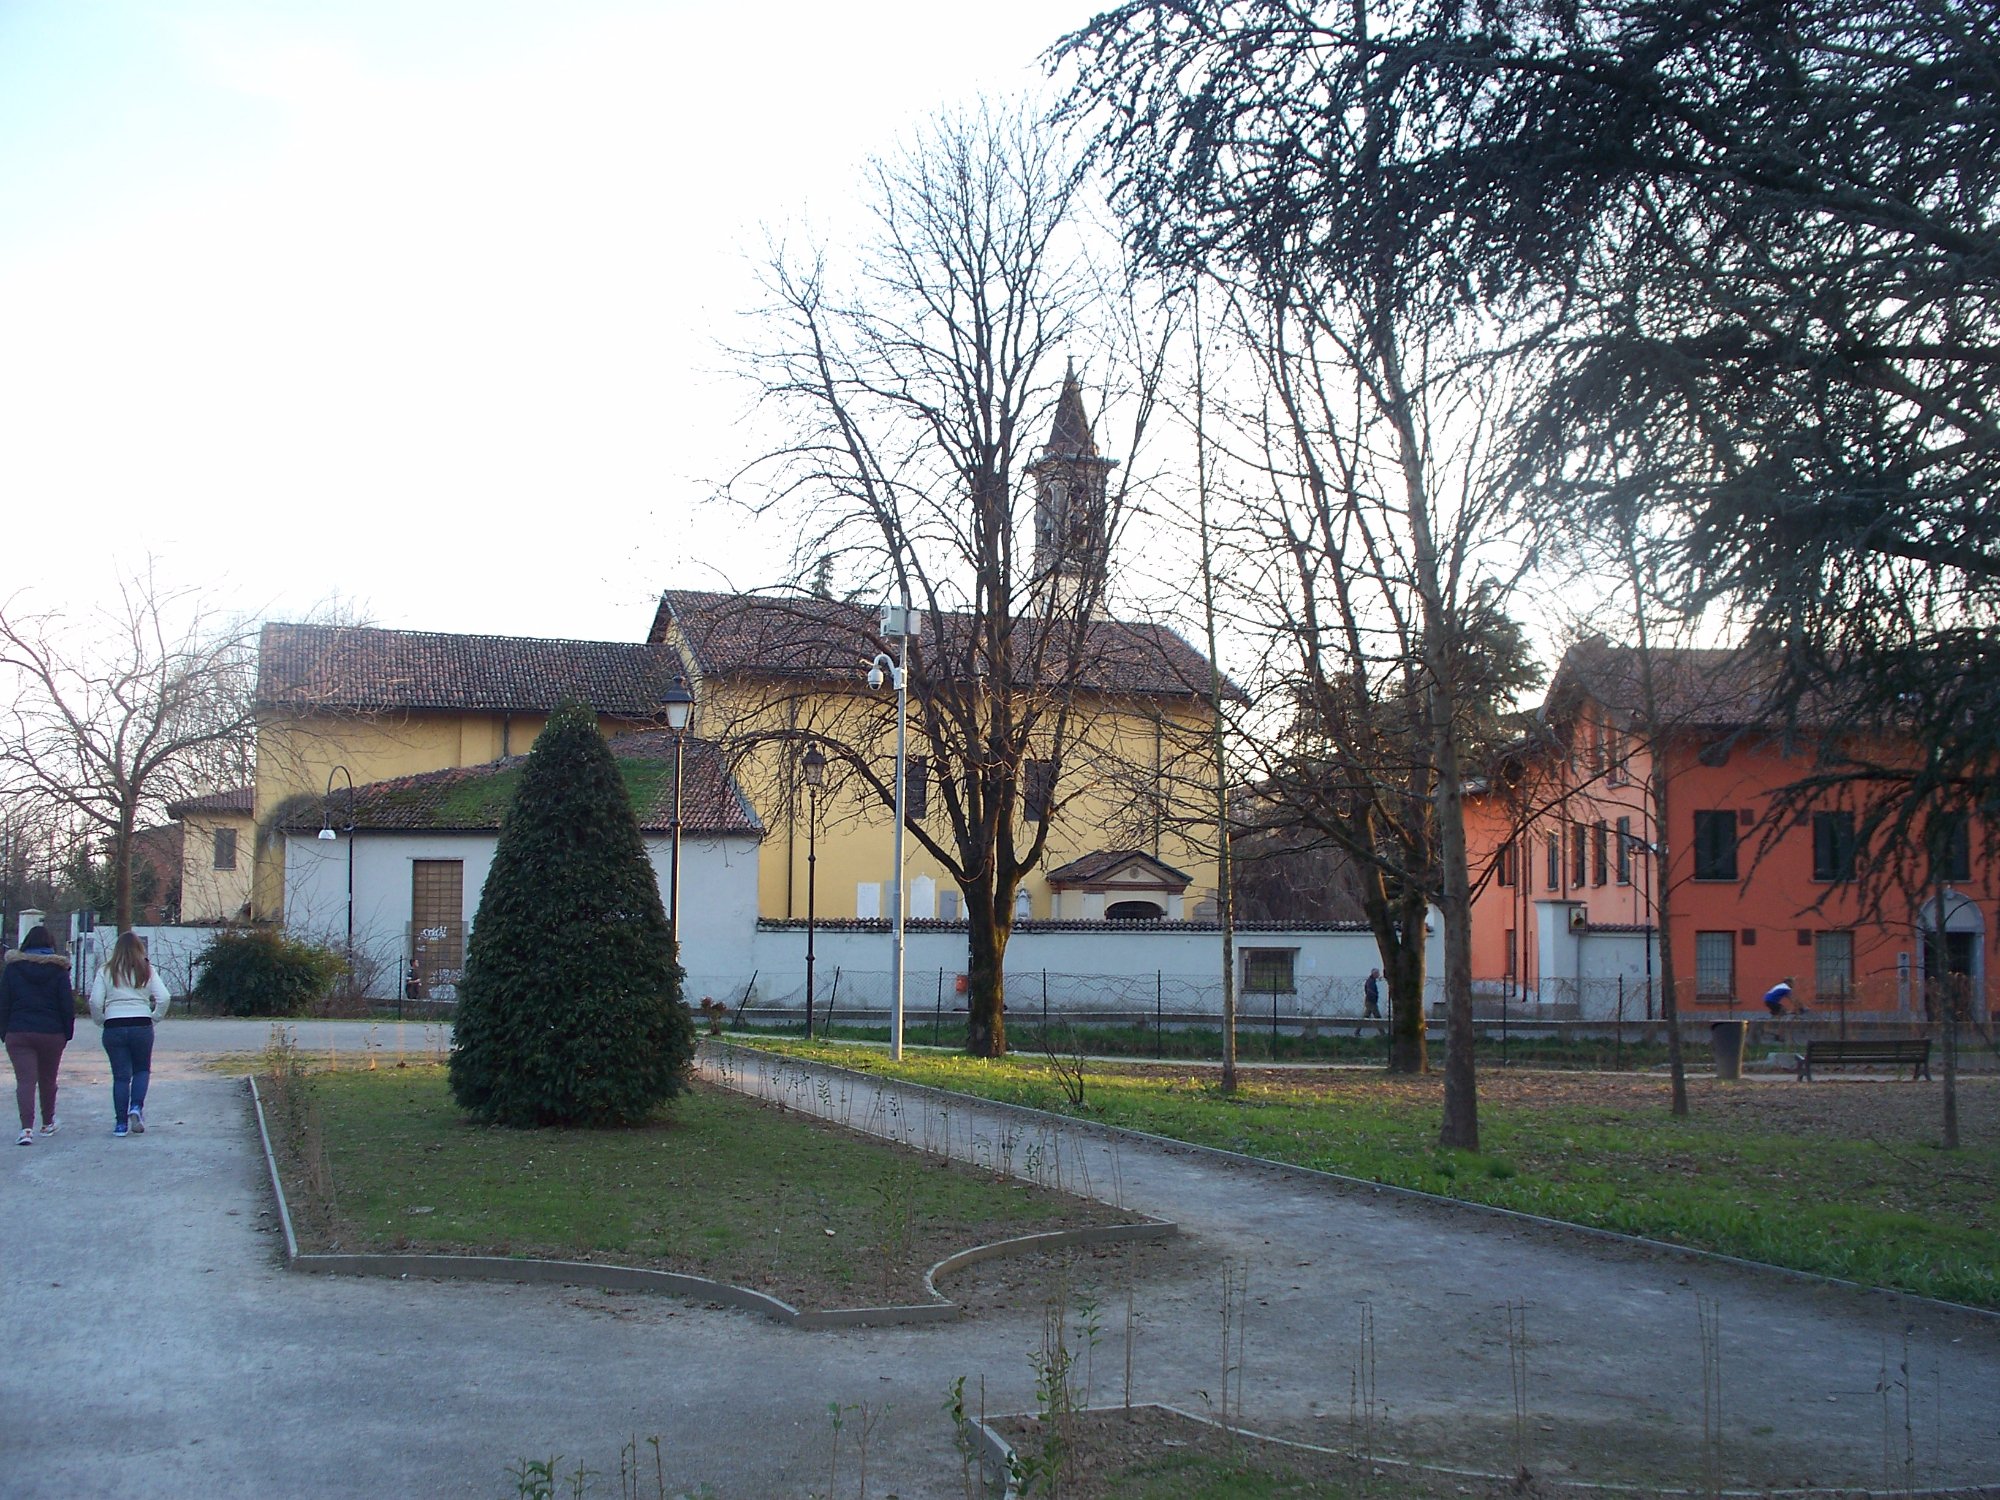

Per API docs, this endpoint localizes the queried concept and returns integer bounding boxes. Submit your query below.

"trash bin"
[1709,1020,1748,1080]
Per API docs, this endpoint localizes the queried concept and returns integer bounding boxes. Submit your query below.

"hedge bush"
[192,928,345,1016]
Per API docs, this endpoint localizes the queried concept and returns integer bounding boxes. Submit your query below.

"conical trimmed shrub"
[448,699,694,1126]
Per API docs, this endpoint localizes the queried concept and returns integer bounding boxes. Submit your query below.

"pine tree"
[448,700,693,1126]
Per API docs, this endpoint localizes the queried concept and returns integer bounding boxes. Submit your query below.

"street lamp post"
[802,741,825,1038]
[317,765,356,993]
[868,597,918,1060]
[1620,830,1659,1021]
[663,676,695,949]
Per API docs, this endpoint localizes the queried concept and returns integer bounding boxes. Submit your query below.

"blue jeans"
[102,1022,154,1121]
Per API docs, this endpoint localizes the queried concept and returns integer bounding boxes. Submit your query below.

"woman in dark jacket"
[2,925,75,1145]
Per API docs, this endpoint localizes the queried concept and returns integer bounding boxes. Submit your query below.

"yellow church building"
[240,379,1232,1007]
[248,592,1222,930]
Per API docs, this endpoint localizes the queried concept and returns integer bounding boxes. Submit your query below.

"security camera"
[867,664,885,690]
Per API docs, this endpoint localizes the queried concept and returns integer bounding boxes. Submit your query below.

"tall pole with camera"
[867,598,917,1059]
[802,741,825,1038]
[663,675,695,953]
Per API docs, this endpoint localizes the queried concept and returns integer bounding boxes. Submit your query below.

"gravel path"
[2,1019,1993,1498]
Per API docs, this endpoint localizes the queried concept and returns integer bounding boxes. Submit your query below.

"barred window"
[1814,931,1854,999]
[1695,931,1735,1000]
[1242,948,1297,994]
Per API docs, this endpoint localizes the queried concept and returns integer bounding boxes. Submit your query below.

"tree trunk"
[1931,868,1960,1150]
[1373,314,1477,1148]
[1362,871,1430,1074]
[1433,745,1479,1150]
[1386,917,1428,1073]
[1651,747,1689,1117]
[1942,991,1960,1149]
[965,878,1011,1057]
[113,805,137,932]
[1625,541,1690,1119]
[1216,787,1239,1095]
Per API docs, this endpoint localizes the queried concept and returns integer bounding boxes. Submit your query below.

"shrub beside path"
[2,1019,1995,1498]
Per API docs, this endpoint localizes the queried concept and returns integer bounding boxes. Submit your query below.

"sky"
[0,0,1100,643]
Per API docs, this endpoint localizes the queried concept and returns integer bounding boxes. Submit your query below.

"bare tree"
[1528,492,1717,1117]
[723,102,1190,1057]
[0,576,257,932]
[1063,18,1541,1141]
[1228,323,1538,1082]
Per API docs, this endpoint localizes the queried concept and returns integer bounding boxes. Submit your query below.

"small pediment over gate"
[1044,848,1193,893]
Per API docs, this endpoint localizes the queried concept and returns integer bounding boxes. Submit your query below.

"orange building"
[1467,641,1993,1022]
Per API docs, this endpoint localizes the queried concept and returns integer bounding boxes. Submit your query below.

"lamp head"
[663,673,694,731]
[802,742,827,789]
[317,827,337,841]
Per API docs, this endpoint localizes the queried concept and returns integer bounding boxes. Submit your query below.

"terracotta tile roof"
[1044,849,1194,887]
[1544,639,1786,730]
[271,734,760,838]
[256,623,690,716]
[167,786,254,817]
[651,589,1231,701]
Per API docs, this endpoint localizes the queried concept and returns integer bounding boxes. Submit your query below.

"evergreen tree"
[448,700,693,1126]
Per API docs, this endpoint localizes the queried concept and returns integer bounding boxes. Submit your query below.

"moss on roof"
[286,748,753,838]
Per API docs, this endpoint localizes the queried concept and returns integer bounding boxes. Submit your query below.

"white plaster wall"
[1579,931,1654,983]
[1525,902,1661,1017]
[284,830,760,1000]
[1537,900,1583,998]
[1574,931,1659,1019]
[78,924,221,998]
[278,825,1453,1019]
[284,831,490,995]
[646,834,763,1003]
[744,923,1425,1018]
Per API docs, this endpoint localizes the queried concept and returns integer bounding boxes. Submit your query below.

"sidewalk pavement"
[3,1019,1995,1498]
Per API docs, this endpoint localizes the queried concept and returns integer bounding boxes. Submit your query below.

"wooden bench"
[1797,1037,1932,1081]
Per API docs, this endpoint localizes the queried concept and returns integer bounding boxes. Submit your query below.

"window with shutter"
[1692,811,1738,880]
[1811,811,1856,881]
[1022,759,1054,822]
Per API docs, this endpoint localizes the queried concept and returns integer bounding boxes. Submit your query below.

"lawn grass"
[268,1062,1137,1310]
[733,1039,2000,1308]
[745,1018,1679,1071]
[998,1407,1536,1500]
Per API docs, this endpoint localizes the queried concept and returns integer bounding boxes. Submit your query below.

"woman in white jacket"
[90,932,170,1136]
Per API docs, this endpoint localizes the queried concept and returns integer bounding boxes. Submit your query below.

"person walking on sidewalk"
[2,925,75,1146]
[90,932,170,1137]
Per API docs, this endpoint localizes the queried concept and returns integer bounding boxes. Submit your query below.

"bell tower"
[1030,364,1117,612]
